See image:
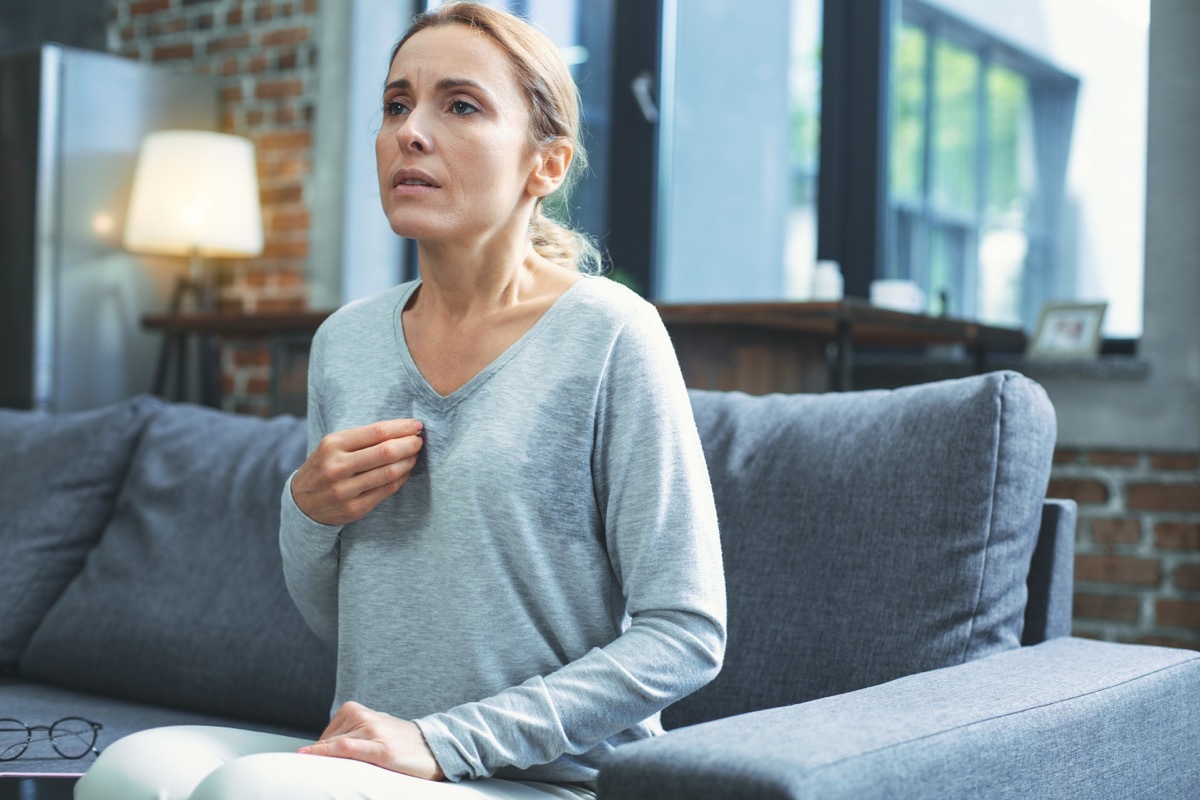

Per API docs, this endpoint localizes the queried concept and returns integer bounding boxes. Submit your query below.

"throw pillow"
[20,402,335,731]
[0,396,161,672]
[666,371,1056,729]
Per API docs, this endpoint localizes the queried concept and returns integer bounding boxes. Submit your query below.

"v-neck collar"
[392,277,591,408]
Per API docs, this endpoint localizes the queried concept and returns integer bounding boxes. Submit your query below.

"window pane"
[986,65,1034,220]
[785,0,824,298]
[931,39,979,215]
[890,22,927,201]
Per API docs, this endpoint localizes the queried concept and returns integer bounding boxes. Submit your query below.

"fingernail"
[297,747,311,754]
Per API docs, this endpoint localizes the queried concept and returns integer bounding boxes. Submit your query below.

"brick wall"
[108,0,318,414]
[1050,448,1200,651]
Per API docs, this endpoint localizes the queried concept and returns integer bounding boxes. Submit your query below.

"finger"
[338,456,418,504]
[344,434,425,477]
[332,419,424,454]
[298,735,385,766]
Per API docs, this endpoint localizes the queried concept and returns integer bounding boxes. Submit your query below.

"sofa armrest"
[598,638,1200,800]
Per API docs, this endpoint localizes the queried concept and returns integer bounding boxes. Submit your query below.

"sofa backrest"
[664,371,1058,729]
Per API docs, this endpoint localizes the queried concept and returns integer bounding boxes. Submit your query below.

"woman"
[76,4,724,798]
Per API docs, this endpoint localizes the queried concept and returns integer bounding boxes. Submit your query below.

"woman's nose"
[397,111,433,153]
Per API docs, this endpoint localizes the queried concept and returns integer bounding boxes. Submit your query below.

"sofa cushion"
[0,396,161,673]
[665,371,1056,729]
[20,403,336,731]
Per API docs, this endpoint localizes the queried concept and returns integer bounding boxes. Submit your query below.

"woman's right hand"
[291,419,425,526]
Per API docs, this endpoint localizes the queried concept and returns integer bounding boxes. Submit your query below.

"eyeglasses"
[0,717,103,762]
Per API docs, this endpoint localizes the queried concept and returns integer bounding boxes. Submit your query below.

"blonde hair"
[391,2,601,274]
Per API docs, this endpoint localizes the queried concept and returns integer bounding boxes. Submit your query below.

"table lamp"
[124,130,263,403]
[124,129,264,311]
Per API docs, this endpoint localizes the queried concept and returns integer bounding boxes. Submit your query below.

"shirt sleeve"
[414,301,728,781]
[279,324,344,646]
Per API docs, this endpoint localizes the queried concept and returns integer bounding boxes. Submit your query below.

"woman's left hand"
[298,701,446,781]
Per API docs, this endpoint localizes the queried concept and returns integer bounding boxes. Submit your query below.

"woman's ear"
[527,139,573,198]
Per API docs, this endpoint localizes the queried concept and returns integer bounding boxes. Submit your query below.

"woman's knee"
[74,725,309,800]
[74,726,223,800]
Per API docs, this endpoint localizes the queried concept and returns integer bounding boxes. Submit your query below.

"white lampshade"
[124,130,263,258]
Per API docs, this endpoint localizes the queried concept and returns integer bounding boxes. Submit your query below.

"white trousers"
[73,726,596,800]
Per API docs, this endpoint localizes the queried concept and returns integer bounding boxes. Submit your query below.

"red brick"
[219,85,244,103]
[303,0,316,14]
[1074,593,1139,622]
[262,26,310,46]
[278,48,298,70]
[258,130,312,150]
[1047,479,1109,505]
[260,185,304,204]
[152,42,194,61]
[233,346,271,367]
[1156,522,1200,550]
[1151,453,1200,471]
[1075,555,1160,586]
[1091,518,1140,546]
[130,0,170,15]
[208,34,251,55]
[1053,449,1080,465]
[262,239,309,259]
[120,25,136,40]
[256,78,304,99]
[220,57,240,76]
[275,268,306,287]
[255,4,274,21]
[246,109,266,126]
[1175,564,1200,593]
[1087,451,1139,467]
[268,207,311,230]
[227,7,245,25]
[1127,483,1200,512]
[1157,599,1200,630]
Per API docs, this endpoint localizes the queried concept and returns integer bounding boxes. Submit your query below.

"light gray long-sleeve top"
[279,275,726,785]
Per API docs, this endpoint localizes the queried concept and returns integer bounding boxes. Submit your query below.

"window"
[887,3,1079,327]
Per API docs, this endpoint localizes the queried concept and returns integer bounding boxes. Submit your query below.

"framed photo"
[1027,302,1107,360]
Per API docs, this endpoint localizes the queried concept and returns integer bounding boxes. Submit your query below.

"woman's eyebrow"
[383,77,494,97]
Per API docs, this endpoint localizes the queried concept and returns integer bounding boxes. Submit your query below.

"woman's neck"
[411,235,545,321]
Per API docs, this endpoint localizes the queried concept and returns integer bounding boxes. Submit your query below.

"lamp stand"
[152,249,221,407]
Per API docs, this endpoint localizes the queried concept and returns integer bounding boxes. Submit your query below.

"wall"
[108,0,318,413]
[1051,448,1200,650]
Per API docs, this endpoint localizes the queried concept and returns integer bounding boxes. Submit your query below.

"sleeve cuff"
[281,471,344,538]
[414,715,475,783]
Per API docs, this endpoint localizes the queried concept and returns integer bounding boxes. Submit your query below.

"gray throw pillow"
[20,402,335,731]
[0,396,161,672]
[666,371,1056,729]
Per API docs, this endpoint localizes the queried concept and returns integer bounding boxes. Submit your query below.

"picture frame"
[1027,301,1108,360]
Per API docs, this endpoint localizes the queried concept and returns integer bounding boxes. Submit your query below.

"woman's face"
[375,24,544,244]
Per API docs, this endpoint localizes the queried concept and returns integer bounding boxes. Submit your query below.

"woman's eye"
[385,100,409,116]
[450,100,479,115]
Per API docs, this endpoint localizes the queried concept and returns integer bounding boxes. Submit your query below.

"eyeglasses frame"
[0,717,104,762]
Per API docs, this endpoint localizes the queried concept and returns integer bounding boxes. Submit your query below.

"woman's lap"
[74,726,594,800]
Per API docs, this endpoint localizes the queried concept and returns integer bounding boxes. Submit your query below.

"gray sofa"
[1,371,1196,799]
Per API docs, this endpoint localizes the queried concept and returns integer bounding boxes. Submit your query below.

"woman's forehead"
[388,25,517,93]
